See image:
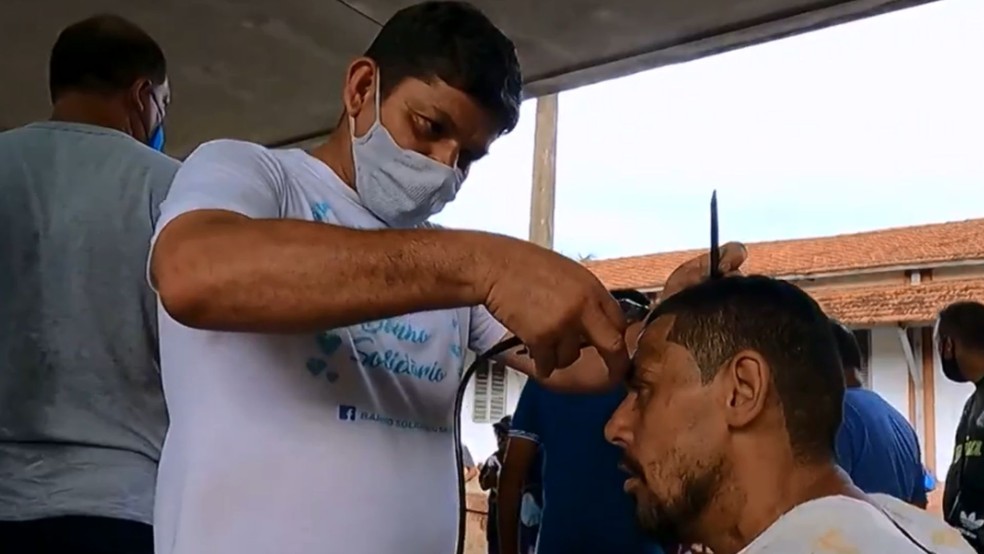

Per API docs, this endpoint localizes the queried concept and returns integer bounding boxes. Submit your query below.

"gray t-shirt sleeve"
[147,140,286,289]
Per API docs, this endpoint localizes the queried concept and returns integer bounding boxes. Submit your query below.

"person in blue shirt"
[497,378,663,554]
[830,319,927,507]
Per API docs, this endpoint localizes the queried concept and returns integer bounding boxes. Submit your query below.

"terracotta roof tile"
[808,279,984,326]
[584,218,984,290]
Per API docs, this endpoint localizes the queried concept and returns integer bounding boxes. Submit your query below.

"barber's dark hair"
[49,14,167,102]
[938,301,984,351]
[829,319,862,372]
[365,1,522,134]
[649,275,844,461]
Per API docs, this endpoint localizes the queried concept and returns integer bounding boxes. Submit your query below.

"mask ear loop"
[350,70,383,142]
[147,93,166,150]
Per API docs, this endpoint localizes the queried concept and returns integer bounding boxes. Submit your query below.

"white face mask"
[349,72,465,228]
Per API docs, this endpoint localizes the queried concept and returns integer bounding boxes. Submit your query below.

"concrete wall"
[868,327,911,417]
[932,333,975,476]
[861,327,975,483]
[460,349,528,462]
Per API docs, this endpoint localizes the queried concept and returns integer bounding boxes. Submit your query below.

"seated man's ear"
[719,349,769,429]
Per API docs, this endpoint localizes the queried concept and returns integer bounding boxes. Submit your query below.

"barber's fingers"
[531,333,593,378]
[717,241,748,273]
[581,300,630,378]
[599,291,629,334]
[554,333,583,370]
[530,344,557,379]
[690,241,747,275]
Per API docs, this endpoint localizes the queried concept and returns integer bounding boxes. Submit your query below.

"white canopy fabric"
[0,0,936,156]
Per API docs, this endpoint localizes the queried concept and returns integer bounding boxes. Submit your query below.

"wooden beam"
[528,94,559,249]
[897,326,921,386]
[921,326,937,473]
[898,326,925,459]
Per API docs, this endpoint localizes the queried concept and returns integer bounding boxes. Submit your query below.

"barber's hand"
[661,241,747,300]
[483,240,629,381]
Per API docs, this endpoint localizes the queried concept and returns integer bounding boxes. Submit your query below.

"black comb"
[709,190,722,280]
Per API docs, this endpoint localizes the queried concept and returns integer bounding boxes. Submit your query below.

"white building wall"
[459,348,527,462]
[933,333,975,476]
[868,327,911,418]
[459,373,493,463]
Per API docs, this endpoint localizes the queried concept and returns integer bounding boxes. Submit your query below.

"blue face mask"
[349,73,464,228]
[148,125,165,152]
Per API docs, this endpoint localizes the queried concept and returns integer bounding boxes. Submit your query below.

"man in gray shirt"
[0,14,177,553]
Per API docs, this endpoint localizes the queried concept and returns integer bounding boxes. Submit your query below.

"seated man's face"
[604,314,729,543]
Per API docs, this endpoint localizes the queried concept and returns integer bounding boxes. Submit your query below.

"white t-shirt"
[150,140,508,554]
[741,493,973,553]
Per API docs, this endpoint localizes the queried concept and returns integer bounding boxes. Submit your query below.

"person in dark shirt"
[480,416,513,554]
[499,378,663,554]
[830,320,927,507]
[463,444,479,483]
[939,301,984,552]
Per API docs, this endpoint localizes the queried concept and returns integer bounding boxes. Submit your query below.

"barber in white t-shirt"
[147,4,745,554]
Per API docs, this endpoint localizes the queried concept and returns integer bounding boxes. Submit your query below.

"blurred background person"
[481,416,512,554]
[830,319,926,507]
[938,301,984,552]
[0,14,175,553]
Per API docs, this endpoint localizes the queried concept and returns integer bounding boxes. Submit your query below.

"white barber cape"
[740,493,972,553]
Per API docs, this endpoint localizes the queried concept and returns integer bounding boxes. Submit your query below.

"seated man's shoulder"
[748,495,971,553]
[870,494,970,552]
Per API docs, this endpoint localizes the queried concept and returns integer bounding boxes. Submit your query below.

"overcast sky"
[432,0,984,261]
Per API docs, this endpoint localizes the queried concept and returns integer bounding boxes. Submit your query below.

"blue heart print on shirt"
[317,333,343,356]
[306,332,344,383]
[306,358,327,376]
[311,202,331,223]
[449,314,465,375]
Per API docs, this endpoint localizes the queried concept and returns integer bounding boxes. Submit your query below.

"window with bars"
[471,359,508,423]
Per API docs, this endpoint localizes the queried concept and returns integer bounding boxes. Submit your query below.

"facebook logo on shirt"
[338,405,357,421]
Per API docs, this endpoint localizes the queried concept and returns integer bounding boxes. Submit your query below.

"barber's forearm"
[151,211,501,333]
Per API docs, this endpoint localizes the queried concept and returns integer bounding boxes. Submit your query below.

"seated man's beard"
[634,459,724,545]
